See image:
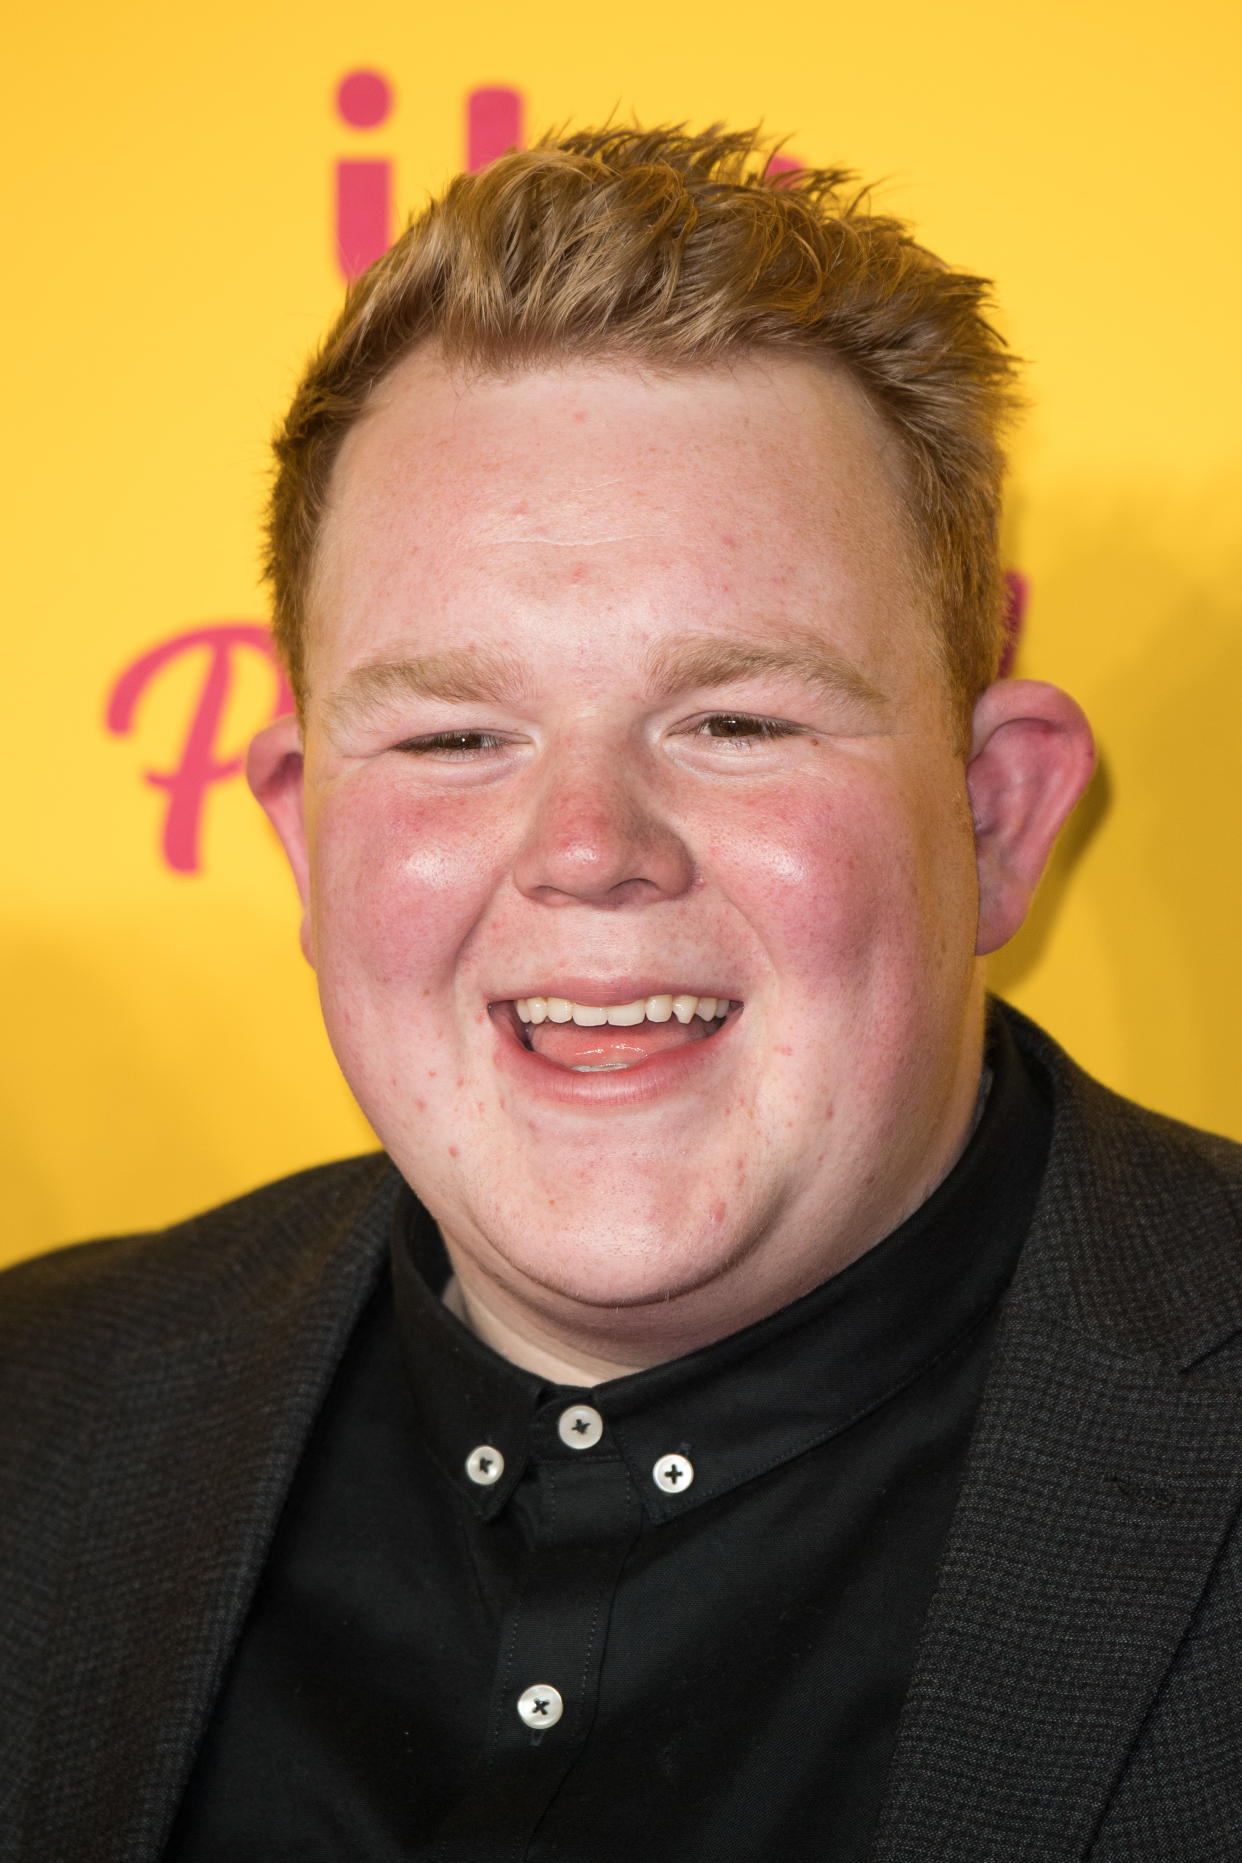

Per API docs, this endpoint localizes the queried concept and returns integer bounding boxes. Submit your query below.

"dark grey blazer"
[4,1003,1242,1861]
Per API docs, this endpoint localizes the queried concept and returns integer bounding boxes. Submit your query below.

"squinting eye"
[395,731,507,759]
[694,714,800,745]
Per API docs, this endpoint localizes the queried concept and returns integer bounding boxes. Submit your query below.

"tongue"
[529,1015,713,1069]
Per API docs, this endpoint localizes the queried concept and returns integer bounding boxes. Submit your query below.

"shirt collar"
[390,1010,1050,1526]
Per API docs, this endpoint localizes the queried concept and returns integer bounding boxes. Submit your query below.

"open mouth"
[492,993,740,1072]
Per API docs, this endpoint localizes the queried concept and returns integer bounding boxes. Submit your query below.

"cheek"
[706,767,974,987]
[309,773,505,989]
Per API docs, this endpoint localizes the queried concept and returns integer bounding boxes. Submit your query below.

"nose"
[510,747,695,907]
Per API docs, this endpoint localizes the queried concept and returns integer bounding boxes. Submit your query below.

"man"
[4,126,1242,1861]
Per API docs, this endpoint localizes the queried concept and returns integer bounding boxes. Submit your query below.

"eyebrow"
[323,647,532,733]
[644,631,886,713]
[323,627,886,734]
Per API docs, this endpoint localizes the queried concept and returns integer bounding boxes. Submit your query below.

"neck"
[442,1272,646,1385]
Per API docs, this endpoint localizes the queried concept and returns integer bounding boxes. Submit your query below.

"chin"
[476,1207,750,1313]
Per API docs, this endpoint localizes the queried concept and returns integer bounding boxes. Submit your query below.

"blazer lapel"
[872,1309,1242,1861]
[19,1166,398,1863]
[876,1010,1242,1861]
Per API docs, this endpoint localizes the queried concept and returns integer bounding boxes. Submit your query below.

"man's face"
[289,349,986,1355]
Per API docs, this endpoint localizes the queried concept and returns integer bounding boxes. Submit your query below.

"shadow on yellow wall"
[1000,474,1242,1138]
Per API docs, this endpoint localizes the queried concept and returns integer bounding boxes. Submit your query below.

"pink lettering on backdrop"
[334,78,527,278]
[335,68,395,280]
[106,625,294,876]
[767,153,803,181]
[1000,569,1028,677]
[337,68,392,128]
[336,160,392,280]
[467,88,524,172]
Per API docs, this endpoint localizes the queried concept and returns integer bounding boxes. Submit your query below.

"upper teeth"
[515,994,727,1026]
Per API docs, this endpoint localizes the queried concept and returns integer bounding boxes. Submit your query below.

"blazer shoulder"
[999,1001,1242,1367]
[1007,1000,1242,1184]
[0,1152,401,1369]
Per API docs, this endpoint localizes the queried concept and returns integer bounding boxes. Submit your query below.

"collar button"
[653,1452,694,1494]
[465,1444,505,1486]
[557,1404,604,1449]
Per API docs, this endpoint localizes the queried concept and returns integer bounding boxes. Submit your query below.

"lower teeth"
[570,1062,634,1072]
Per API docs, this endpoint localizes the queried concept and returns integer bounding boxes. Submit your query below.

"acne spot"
[414,1098,426,1112]
[710,1200,727,1225]
[456,1077,464,1089]
[422,988,430,996]
[448,1145,459,1158]
[774,1044,793,1056]
[427,1070,437,1079]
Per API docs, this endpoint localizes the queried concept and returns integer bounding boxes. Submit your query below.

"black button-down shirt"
[166,1013,1051,1860]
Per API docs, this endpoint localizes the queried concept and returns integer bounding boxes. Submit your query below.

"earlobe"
[967,679,1096,956]
[247,714,316,965]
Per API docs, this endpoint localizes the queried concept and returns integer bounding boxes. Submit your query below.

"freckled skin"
[279,350,1000,1372]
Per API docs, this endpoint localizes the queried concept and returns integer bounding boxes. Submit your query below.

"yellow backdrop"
[4,0,1240,1266]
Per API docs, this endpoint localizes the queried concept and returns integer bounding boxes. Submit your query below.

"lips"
[489,991,739,1080]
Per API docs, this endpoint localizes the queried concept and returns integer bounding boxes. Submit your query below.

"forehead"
[309,346,936,697]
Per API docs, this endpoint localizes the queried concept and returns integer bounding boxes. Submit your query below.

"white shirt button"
[653,1452,694,1494]
[465,1444,505,1486]
[557,1404,604,1449]
[517,1683,564,1729]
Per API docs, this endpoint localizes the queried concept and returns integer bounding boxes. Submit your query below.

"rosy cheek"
[311,772,505,986]
[708,783,901,976]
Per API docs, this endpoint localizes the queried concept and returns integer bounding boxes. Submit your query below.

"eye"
[394,730,509,760]
[691,713,803,748]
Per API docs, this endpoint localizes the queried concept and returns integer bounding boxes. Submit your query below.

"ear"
[967,679,1096,956]
[247,713,315,966]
